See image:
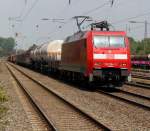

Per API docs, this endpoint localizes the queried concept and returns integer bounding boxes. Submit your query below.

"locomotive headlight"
[95,62,102,66]
[121,63,127,66]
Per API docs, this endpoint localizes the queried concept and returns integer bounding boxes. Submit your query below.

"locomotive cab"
[92,31,131,84]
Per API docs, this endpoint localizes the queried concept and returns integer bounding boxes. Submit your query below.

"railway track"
[6,64,56,131]
[132,72,150,80]
[96,88,150,111]
[7,62,150,130]
[132,68,150,73]
[132,75,150,80]
[6,63,111,131]
[126,81,150,90]
[117,88,150,101]
[127,71,150,90]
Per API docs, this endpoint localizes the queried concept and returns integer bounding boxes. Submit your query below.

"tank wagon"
[8,54,16,63]
[15,50,28,66]
[14,45,37,67]
[131,54,150,69]
[30,40,64,71]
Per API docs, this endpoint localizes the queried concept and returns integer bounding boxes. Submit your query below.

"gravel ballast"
[0,61,33,131]
[12,63,150,130]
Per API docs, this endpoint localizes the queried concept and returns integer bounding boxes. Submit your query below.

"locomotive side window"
[93,36,125,48]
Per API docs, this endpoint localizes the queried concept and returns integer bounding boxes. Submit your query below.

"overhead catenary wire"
[8,0,27,22]
[49,0,114,30]
[60,0,115,30]
[18,0,150,47]
[22,0,84,44]
[15,0,39,32]
[22,0,39,21]
[82,0,112,15]
[40,1,73,40]
[10,0,39,49]
[47,0,113,38]
[17,0,29,20]
[24,0,27,5]
[112,10,150,25]
[22,0,115,43]
[18,5,26,19]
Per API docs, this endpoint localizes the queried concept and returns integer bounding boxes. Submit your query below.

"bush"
[129,37,150,55]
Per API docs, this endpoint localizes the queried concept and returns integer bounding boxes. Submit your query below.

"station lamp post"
[129,20,149,39]
[129,20,150,54]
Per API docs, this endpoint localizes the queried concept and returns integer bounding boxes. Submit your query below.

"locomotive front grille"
[93,68,128,81]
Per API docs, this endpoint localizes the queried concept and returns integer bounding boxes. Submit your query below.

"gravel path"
[13,63,150,130]
[0,61,33,131]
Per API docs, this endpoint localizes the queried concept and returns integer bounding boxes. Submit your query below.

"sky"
[0,0,150,49]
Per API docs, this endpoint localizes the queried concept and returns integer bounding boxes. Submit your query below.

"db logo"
[107,54,114,59]
[108,50,112,53]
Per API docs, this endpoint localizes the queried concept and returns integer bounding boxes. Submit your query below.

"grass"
[0,106,8,119]
[0,85,8,128]
[0,87,8,103]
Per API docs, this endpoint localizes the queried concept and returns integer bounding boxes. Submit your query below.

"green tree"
[129,37,150,55]
[0,37,16,57]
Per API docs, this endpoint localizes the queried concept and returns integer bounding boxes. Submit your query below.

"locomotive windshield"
[94,36,125,48]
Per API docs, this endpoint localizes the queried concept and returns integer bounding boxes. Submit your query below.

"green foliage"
[0,37,16,57]
[0,85,8,120]
[129,37,150,55]
[0,87,8,103]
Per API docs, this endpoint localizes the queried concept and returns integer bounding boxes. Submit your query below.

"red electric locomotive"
[60,21,131,85]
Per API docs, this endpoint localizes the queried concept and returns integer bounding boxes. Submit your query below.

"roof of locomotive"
[64,30,127,43]
[92,30,126,35]
[64,31,87,43]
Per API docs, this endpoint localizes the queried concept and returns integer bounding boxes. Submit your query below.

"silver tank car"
[30,40,64,70]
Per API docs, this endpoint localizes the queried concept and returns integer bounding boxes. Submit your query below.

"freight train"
[131,54,150,69]
[8,21,131,87]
